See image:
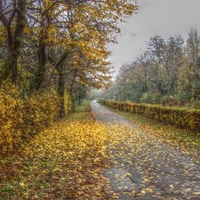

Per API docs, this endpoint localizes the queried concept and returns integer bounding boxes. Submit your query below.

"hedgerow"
[99,99,200,132]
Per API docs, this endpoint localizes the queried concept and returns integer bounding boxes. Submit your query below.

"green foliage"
[75,100,90,112]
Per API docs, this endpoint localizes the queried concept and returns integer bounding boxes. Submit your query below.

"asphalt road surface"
[90,100,200,200]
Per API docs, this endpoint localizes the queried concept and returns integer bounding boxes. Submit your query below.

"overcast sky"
[108,0,200,76]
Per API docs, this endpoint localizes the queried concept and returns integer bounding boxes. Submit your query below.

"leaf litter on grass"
[0,121,114,199]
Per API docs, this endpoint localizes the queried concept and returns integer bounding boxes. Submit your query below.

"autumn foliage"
[0,83,59,154]
[100,99,200,132]
[0,0,137,118]
[0,83,23,153]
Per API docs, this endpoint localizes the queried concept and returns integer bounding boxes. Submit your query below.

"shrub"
[21,90,59,140]
[0,83,59,154]
[0,83,23,153]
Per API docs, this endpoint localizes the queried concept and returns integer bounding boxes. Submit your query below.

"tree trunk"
[55,50,70,119]
[0,0,26,85]
[68,69,78,112]
[58,64,66,119]
[31,42,47,90]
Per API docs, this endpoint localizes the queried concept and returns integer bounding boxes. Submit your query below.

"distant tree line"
[101,29,200,107]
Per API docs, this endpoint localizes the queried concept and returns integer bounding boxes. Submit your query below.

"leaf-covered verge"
[0,120,120,200]
[0,117,157,199]
[100,103,200,156]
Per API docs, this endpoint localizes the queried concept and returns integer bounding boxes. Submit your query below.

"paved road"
[90,100,200,200]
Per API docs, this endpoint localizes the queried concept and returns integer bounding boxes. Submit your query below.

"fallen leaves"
[0,120,118,199]
[1,106,200,200]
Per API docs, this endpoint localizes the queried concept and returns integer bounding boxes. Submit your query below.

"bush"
[0,83,23,153]
[0,83,59,154]
[21,90,59,140]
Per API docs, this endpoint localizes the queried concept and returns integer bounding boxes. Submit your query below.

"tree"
[178,29,200,102]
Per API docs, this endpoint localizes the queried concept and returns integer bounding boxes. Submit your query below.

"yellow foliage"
[21,90,59,139]
[30,121,109,162]
[0,83,23,152]
[0,83,59,154]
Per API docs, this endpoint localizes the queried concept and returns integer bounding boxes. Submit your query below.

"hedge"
[99,99,200,132]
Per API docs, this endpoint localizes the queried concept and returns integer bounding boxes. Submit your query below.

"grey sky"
[108,0,200,76]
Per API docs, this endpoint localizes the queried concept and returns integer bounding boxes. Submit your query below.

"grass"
[100,103,200,155]
[67,100,94,121]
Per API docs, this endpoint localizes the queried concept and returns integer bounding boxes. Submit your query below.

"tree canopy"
[0,0,138,117]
